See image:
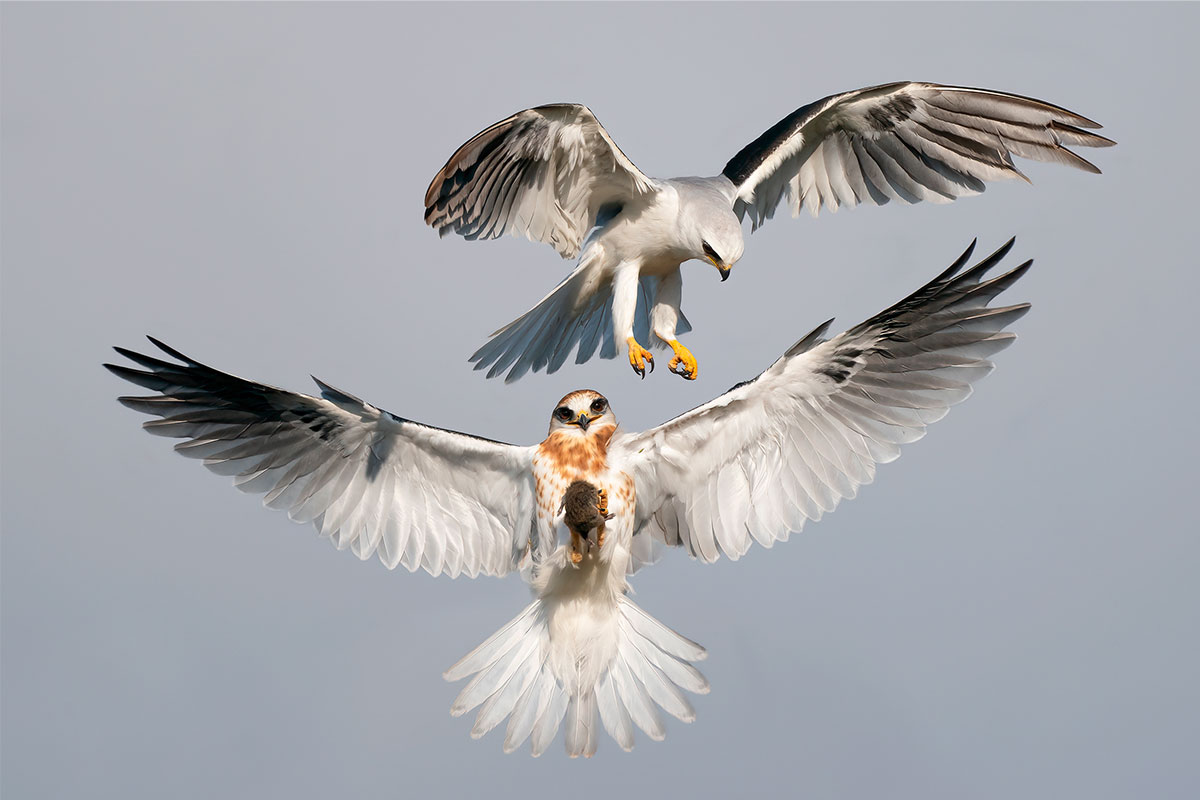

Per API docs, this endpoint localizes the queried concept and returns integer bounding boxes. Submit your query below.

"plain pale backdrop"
[3,3,1197,798]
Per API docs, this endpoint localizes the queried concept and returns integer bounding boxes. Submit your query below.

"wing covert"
[610,239,1031,566]
[106,338,537,578]
[722,82,1113,229]
[425,104,657,259]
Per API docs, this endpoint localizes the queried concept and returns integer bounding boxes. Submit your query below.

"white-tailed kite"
[108,239,1030,757]
[425,82,1108,382]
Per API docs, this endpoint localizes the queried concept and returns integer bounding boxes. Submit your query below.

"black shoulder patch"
[721,96,830,187]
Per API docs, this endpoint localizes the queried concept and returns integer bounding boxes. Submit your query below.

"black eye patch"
[555,407,573,421]
[590,398,607,414]
[702,241,721,263]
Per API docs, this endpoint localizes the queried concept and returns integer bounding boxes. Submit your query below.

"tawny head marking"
[548,389,614,436]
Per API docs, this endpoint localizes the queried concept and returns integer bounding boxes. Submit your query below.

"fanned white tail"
[444,595,708,757]
[469,250,690,384]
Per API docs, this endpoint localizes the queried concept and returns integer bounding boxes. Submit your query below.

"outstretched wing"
[722,82,1114,229]
[425,104,657,259]
[609,239,1030,565]
[106,339,538,578]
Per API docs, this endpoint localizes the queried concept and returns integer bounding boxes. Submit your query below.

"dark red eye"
[590,398,607,414]
[554,407,572,421]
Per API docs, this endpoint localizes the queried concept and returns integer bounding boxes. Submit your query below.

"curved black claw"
[631,354,654,380]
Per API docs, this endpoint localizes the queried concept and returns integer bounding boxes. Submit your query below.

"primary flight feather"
[108,238,1031,756]
[425,81,1109,383]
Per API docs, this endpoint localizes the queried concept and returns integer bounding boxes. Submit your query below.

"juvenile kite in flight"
[108,239,1030,756]
[425,82,1108,382]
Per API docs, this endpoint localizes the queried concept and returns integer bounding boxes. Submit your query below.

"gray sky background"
[3,3,1197,798]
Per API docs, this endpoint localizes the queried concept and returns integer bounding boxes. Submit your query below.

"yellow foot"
[570,548,583,565]
[596,487,608,517]
[667,340,699,380]
[626,337,654,379]
[596,527,606,551]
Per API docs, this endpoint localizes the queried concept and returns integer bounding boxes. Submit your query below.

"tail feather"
[446,596,707,756]
[619,638,695,722]
[563,690,599,758]
[444,602,541,683]
[503,663,554,753]
[471,258,609,383]
[618,597,708,662]
[451,625,539,719]
[470,264,692,382]
[469,636,542,737]
[530,682,568,757]
[611,654,665,741]
[595,671,635,751]
[575,294,610,364]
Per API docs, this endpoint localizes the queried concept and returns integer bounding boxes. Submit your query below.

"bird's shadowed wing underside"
[722,82,1114,228]
[106,339,537,578]
[426,104,657,259]
[611,239,1031,566]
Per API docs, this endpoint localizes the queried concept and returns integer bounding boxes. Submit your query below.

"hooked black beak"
[717,264,731,282]
[575,414,590,431]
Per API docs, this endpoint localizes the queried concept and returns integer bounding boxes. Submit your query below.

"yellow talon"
[667,340,698,380]
[596,487,608,517]
[626,337,654,379]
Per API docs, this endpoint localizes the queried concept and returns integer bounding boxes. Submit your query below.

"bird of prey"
[107,239,1031,757]
[425,81,1109,383]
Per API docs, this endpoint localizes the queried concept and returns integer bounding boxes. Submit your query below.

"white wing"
[609,239,1030,565]
[722,82,1114,229]
[425,104,657,259]
[107,339,537,578]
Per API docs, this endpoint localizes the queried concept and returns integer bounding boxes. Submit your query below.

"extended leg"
[613,262,653,378]
[651,268,698,380]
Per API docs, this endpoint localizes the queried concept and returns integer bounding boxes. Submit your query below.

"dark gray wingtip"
[945,238,978,279]
[145,336,201,366]
[949,237,1018,289]
[310,375,365,405]
[926,238,980,287]
[103,361,145,386]
[785,318,835,357]
[109,344,181,374]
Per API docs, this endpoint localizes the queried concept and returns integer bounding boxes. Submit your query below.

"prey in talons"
[560,481,613,565]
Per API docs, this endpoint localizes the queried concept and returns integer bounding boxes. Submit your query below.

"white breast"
[595,186,689,272]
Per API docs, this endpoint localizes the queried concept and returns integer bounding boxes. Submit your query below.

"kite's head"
[549,389,613,437]
[695,212,744,282]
